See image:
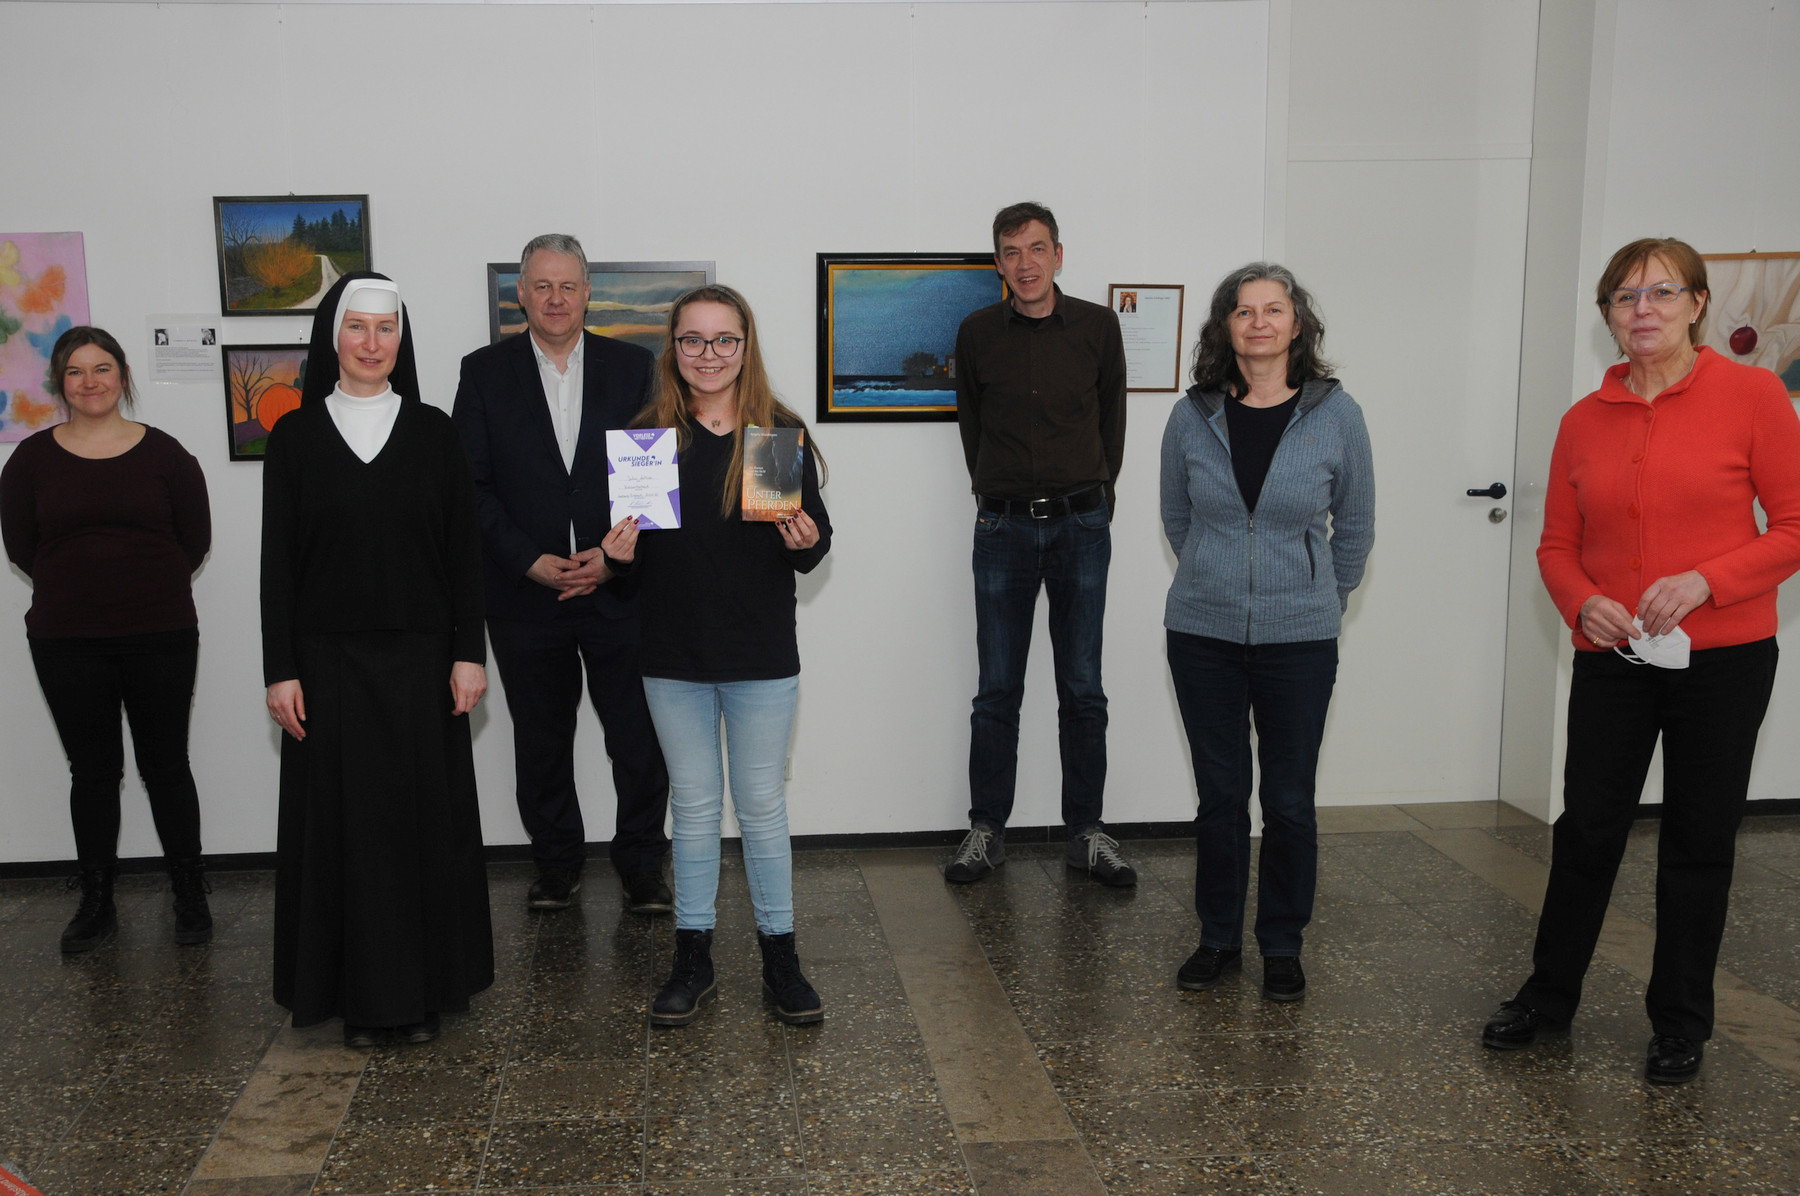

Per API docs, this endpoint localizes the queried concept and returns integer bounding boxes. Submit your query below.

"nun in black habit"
[261,271,494,1046]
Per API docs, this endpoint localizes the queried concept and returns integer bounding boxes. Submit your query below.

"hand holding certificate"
[606,428,681,528]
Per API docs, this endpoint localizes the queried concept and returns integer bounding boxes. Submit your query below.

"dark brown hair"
[631,285,825,516]
[1190,263,1333,394]
[49,326,136,410]
[991,202,1058,254]
[1596,237,1709,353]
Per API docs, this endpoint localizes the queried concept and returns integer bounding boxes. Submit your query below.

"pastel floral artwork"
[0,233,89,443]
[1701,253,1800,397]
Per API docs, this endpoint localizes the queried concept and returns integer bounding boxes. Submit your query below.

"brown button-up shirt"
[954,287,1127,509]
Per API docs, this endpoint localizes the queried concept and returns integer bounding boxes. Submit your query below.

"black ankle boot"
[758,931,822,1026]
[61,865,118,953]
[650,929,716,1027]
[168,856,213,946]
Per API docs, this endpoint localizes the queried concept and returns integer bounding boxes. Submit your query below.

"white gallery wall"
[0,0,1269,860]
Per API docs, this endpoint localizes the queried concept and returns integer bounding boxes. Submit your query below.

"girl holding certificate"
[608,285,832,1028]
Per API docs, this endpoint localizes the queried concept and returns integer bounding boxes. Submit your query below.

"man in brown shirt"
[945,202,1135,888]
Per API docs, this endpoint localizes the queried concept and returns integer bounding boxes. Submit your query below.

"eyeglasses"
[1606,284,1689,308]
[675,334,743,358]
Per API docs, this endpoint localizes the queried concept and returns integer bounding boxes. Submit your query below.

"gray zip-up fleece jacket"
[1159,378,1374,644]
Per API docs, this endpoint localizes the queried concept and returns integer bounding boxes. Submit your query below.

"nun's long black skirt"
[273,631,493,1028]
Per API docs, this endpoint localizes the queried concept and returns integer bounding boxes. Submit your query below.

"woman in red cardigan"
[1482,237,1800,1085]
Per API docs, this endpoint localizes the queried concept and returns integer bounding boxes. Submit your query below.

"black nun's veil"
[300,270,422,406]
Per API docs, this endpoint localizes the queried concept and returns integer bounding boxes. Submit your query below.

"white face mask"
[1615,618,1691,669]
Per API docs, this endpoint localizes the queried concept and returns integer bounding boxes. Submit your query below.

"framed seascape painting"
[485,261,715,354]
[222,343,308,460]
[213,195,371,316]
[816,252,1005,423]
[1700,251,1800,396]
[0,232,90,443]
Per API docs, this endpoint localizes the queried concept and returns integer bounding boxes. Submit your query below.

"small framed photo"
[213,195,371,316]
[485,260,715,354]
[222,342,309,460]
[1108,283,1186,392]
[816,252,1006,423]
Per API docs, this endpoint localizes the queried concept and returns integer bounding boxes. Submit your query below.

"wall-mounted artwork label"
[487,261,714,354]
[816,253,1005,423]
[1109,283,1186,392]
[1700,252,1800,396]
[213,195,371,316]
[223,343,309,461]
[146,316,221,384]
[0,232,89,443]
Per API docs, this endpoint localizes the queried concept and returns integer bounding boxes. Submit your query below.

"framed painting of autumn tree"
[222,343,308,460]
[213,195,371,316]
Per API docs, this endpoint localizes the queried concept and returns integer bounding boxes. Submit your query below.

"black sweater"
[0,426,210,638]
[635,422,831,682]
[260,402,486,685]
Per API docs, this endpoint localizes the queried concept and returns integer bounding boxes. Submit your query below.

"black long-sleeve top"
[633,420,831,682]
[1,426,211,637]
[955,287,1127,510]
[260,402,486,685]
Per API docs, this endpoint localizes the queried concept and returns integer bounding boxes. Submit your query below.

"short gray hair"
[520,233,588,279]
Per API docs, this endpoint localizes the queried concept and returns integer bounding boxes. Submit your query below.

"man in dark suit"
[453,234,671,914]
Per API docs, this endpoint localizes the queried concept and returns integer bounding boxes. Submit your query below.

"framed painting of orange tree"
[222,343,308,460]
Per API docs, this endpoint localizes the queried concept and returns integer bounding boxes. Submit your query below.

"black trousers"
[487,609,670,874]
[28,628,204,868]
[1518,638,1777,1041]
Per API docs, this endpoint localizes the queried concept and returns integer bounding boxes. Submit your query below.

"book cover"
[742,426,805,522]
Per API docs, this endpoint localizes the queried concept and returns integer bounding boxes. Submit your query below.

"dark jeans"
[487,609,671,875]
[968,500,1111,833]
[1167,631,1338,956]
[29,628,204,867]
[1518,638,1777,1041]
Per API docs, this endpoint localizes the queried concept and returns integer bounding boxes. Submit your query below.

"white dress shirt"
[324,383,402,464]
[531,332,585,473]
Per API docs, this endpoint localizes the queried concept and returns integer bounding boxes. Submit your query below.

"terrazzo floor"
[2,804,1798,1194]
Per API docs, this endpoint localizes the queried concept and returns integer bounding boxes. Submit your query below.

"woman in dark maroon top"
[0,326,213,953]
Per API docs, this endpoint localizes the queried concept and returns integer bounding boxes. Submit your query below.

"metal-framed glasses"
[1607,284,1690,308]
[675,334,744,358]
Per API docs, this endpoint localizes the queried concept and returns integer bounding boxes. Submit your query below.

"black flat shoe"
[1481,1000,1566,1050]
[344,1024,383,1048]
[528,867,582,910]
[622,871,674,915]
[396,1013,440,1045]
[1261,956,1306,1002]
[1646,1034,1702,1085]
[1177,945,1242,991]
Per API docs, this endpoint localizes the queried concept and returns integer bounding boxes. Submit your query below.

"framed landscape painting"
[486,261,715,354]
[816,252,1004,423]
[213,195,371,316]
[222,342,308,460]
[1701,251,1800,396]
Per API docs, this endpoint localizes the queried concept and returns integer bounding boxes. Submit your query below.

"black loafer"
[343,1023,383,1048]
[1261,956,1306,1002]
[1645,1034,1703,1085]
[395,1012,440,1045]
[528,867,582,910]
[1481,1000,1566,1050]
[623,871,674,915]
[1177,945,1242,991]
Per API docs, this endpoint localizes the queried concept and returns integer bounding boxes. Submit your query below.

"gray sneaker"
[1068,829,1137,887]
[944,824,1005,884]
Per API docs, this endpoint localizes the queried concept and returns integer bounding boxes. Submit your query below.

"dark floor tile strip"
[1415,825,1800,1082]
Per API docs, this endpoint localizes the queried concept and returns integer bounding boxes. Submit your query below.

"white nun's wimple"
[333,278,404,344]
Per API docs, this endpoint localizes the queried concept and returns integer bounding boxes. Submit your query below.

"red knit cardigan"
[1538,347,1800,652]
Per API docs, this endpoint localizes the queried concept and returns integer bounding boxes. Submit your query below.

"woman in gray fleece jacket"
[1160,263,1374,1003]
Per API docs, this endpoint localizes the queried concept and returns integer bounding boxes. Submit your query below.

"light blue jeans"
[641,675,798,934]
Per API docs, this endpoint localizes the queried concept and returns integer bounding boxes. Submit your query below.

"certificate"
[1108,284,1185,392]
[606,428,681,529]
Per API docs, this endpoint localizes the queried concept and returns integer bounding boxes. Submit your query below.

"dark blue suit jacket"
[452,330,656,622]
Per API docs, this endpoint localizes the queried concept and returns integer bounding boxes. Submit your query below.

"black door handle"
[1466,482,1507,500]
